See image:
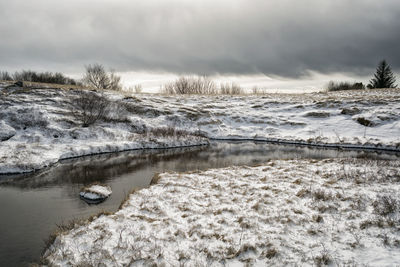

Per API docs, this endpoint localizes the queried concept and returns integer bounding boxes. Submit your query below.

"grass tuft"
[373,195,398,216]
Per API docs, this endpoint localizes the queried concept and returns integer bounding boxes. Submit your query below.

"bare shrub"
[70,90,110,127]
[126,84,143,93]
[109,70,122,91]
[102,100,130,123]
[252,86,259,94]
[252,86,267,94]
[312,214,324,223]
[312,189,334,201]
[373,195,398,216]
[134,84,143,93]
[162,76,217,94]
[220,82,244,95]
[264,247,278,259]
[314,248,331,266]
[8,108,49,129]
[0,71,13,81]
[83,64,122,91]
[148,126,206,139]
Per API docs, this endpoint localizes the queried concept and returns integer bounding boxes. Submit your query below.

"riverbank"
[0,84,208,174]
[43,158,400,266]
[1,84,399,174]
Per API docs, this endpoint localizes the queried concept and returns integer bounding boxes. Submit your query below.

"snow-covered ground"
[0,84,208,174]
[134,89,400,147]
[1,84,399,174]
[43,159,400,266]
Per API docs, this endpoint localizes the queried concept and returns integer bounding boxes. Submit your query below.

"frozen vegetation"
[0,84,208,174]
[43,159,400,266]
[1,83,399,174]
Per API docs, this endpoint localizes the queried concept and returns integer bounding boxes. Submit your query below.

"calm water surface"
[1,141,399,266]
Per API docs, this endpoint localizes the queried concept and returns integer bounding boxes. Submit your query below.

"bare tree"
[82,64,110,89]
[82,64,123,91]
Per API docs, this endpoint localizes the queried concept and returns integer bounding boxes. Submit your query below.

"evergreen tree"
[369,60,397,88]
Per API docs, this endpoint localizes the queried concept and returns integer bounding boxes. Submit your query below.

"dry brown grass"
[41,209,113,263]
[2,80,84,90]
[42,218,83,255]
[264,247,278,259]
[312,189,334,201]
[148,126,207,139]
[150,173,162,185]
[314,251,331,266]
[118,188,139,209]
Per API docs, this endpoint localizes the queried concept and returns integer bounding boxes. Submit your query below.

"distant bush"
[70,90,110,127]
[252,86,267,94]
[220,82,244,95]
[161,76,248,95]
[162,76,217,94]
[6,70,79,85]
[0,71,13,81]
[326,81,365,91]
[125,84,143,93]
[134,84,143,93]
[82,64,122,91]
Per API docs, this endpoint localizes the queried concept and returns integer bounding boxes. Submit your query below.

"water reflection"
[0,141,399,266]
[2,141,398,190]
[0,146,209,189]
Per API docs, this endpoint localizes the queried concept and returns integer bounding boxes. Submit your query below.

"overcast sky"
[0,0,399,89]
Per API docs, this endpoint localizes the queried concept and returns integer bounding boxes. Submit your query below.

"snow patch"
[0,121,16,141]
[80,184,112,202]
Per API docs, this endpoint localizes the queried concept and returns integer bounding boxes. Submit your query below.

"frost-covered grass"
[0,85,208,174]
[43,159,400,266]
[1,84,400,174]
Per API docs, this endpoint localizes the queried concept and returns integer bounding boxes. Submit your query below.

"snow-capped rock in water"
[0,121,16,141]
[79,184,112,204]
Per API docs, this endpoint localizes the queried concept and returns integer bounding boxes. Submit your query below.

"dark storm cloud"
[0,0,399,77]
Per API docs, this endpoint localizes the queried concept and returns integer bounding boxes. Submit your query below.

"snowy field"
[136,89,400,148]
[43,158,400,266]
[0,84,208,174]
[1,84,399,174]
